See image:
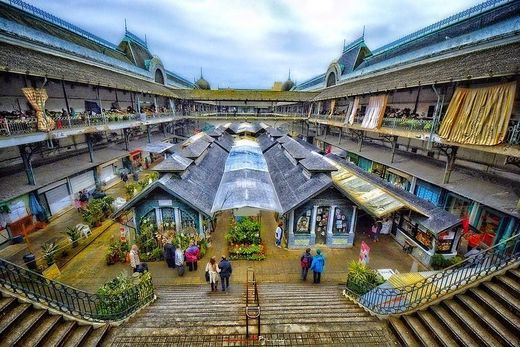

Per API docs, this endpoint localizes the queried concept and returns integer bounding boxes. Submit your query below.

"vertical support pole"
[358,132,364,152]
[153,96,158,116]
[61,80,71,128]
[390,136,398,163]
[123,128,129,151]
[18,145,35,185]
[443,146,458,184]
[412,86,422,115]
[339,127,343,144]
[86,134,95,163]
[169,98,175,116]
[97,85,105,123]
[146,125,152,144]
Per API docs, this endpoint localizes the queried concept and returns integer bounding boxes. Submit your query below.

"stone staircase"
[388,267,520,347]
[107,282,395,346]
[0,291,110,347]
[106,284,247,343]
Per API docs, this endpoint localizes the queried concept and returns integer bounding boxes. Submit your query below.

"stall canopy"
[212,138,282,214]
[143,142,174,154]
[325,157,405,218]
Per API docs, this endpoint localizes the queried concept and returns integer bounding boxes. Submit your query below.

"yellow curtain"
[328,99,336,118]
[361,95,388,129]
[22,88,55,131]
[438,82,516,146]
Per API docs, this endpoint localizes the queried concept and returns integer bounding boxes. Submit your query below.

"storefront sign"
[359,241,370,264]
[294,239,310,246]
[158,200,173,207]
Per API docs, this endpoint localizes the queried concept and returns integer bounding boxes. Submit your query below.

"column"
[18,145,35,185]
[169,98,176,116]
[309,205,318,246]
[198,212,204,234]
[469,202,480,226]
[349,206,357,246]
[326,206,336,246]
[174,207,181,230]
[123,128,129,151]
[409,176,417,194]
[146,125,152,144]
[288,210,295,247]
[86,134,95,163]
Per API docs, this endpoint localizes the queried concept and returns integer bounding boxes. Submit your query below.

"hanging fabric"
[307,103,313,118]
[21,88,55,131]
[438,81,516,146]
[29,192,47,222]
[361,95,388,129]
[347,96,360,125]
[328,99,336,118]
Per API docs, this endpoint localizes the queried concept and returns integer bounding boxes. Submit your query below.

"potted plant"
[41,241,59,266]
[64,226,81,248]
[345,261,384,296]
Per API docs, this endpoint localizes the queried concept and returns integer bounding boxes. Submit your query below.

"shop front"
[414,179,444,206]
[384,168,412,191]
[444,193,473,219]
[98,158,123,186]
[38,180,72,216]
[392,211,462,265]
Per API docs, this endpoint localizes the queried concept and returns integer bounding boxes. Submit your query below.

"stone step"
[402,315,440,347]
[260,316,378,324]
[443,300,501,347]
[388,317,420,347]
[495,275,520,296]
[508,269,520,282]
[429,305,480,347]
[416,310,459,347]
[125,319,245,328]
[0,302,31,335]
[456,294,519,347]
[468,287,520,333]
[64,324,92,347]
[112,325,246,337]
[79,324,110,347]
[41,320,76,347]
[260,309,368,318]
[3,307,45,346]
[260,322,385,335]
[0,296,16,312]
[482,282,520,315]
[17,314,61,346]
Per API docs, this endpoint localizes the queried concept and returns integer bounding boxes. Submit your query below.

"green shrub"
[431,254,463,269]
[41,241,59,266]
[345,261,384,296]
[226,218,261,244]
[63,226,82,248]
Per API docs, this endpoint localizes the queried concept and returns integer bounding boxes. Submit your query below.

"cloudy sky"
[26,0,478,89]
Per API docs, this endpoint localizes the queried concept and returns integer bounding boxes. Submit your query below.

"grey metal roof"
[265,144,333,213]
[277,135,292,144]
[213,132,235,152]
[167,133,212,159]
[327,154,461,233]
[153,153,193,172]
[281,138,311,160]
[143,142,174,154]
[299,152,338,172]
[256,133,278,153]
[265,126,285,138]
[228,122,263,134]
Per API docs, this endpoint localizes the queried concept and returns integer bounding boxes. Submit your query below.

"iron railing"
[381,118,433,132]
[344,233,520,316]
[245,267,260,340]
[0,258,154,322]
[185,112,307,120]
[0,113,175,137]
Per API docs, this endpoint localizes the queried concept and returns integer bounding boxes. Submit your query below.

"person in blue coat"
[310,249,325,284]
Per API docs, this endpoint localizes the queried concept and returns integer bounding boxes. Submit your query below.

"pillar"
[409,176,417,194]
[326,206,336,246]
[18,145,35,186]
[123,128,129,151]
[198,212,204,234]
[146,125,152,144]
[339,127,343,144]
[349,206,357,246]
[309,205,318,246]
[86,134,95,163]
[358,133,364,152]
[390,136,398,163]
[443,147,458,184]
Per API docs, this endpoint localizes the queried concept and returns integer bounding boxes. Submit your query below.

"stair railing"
[245,267,261,339]
[345,233,520,316]
[0,257,154,322]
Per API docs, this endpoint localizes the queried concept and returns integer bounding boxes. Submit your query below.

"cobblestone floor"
[110,330,391,346]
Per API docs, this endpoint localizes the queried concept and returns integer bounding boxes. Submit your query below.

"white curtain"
[361,95,387,129]
[347,97,359,124]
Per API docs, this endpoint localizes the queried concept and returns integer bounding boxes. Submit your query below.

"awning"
[143,142,174,154]
[325,158,405,218]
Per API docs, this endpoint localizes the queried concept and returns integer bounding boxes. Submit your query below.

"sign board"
[158,200,173,207]
[359,241,370,264]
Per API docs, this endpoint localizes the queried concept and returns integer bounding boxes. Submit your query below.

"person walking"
[185,242,200,271]
[275,222,283,248]
[163,240,176,268]
[130,244,148,273]
[371,221,382,242]
[205,256,221,292]
[218,256,232,291]
[175,246,185,276]
[300,248,313,281]
[310,249,325,284]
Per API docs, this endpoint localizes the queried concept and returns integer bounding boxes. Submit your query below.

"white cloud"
[25,0,479,88]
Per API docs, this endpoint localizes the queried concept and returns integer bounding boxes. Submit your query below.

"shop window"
[347,153,359,165]
[161,208,176,229]
[415,229,434,250]
[140,209,157,227]
[180,209,196,230]
[384,172,410,191]
[444,194,472,219]
[477,208,503,246]
[358,157,372,172]
[415,182,441,206]
[332,207,350,234]
[315,207,330,242]
[437,229,456,253]
[295,208,312,234]
[371,163,386,178]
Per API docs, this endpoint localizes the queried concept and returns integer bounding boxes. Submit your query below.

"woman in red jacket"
[185,242,200,271]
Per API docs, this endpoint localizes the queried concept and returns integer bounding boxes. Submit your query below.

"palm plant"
[41,241,59,266]
[64,226,82,248]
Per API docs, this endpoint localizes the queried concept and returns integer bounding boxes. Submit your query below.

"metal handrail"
[245,267,260,339]
[344,233,520,315]
[0,257,154,322]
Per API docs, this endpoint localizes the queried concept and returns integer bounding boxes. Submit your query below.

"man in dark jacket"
[163,241,176,268]
[219,256,233,291]
[300,248,313,281]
